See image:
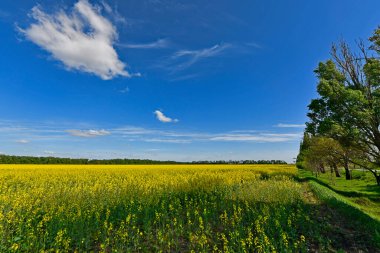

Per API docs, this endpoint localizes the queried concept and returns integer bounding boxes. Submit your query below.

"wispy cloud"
[66,129,111,138]
[144,138,191,144]
[170,43,231,71]
[119,38,170,49]
[210,133,302,143]
[113,126,157,136]
[119,87,130,93]
[0,119,302,151]
[154,110,179,123]
[276,123,305,128]
[100,1,128,25]
[21,0,131,80]
[0,126,29,133]
[115,126,301,143]
[168,73,200,82]
[16,139,30,144]
[44,150,56,155]
[245,42,262,49]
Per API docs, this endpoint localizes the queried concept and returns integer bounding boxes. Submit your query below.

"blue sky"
[0,0,379,162]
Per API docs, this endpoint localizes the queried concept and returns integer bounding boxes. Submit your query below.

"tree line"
[297,26,380,186]
[0,155,287,165]
[0,155,179,165]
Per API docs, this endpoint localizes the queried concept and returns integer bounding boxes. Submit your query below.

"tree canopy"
[302,26,380,185]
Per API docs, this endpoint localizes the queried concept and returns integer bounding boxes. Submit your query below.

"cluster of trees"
[0,155,287,165]
[298,26,380,186]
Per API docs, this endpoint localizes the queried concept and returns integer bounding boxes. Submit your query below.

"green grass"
[297,169,380,220]
[308,181,380,249]
[296,168,380,251]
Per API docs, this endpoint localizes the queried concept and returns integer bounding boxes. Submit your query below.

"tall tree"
[306,27,380,185]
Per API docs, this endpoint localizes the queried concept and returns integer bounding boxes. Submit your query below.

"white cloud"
[230,130,259,133]
[276,123,305,128]
[119,38,170,49]
[210,133,302,143]
[154,110,178,123]
[100,1,126,24]
[0,126,29,132]
[171,43,230,71]
[113,126,156,135]
[16,139,30,144]
[0,119,302,162]
[0,119,301,148]
[100,1,113,14]
[114,126,301,143]
[66,129,111,137]
[22,0,130,80]
[144,138,191,144]
[245,42,262,49]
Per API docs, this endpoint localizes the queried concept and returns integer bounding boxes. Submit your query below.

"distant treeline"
[191,160,287,164]
[0,155,179,165]
[0,155,287,165]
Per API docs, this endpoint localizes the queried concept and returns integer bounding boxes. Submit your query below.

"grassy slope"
[298,169,380,220]
[297,169,380,251]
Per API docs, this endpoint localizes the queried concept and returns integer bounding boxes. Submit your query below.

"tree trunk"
[333,164,341,177]
[343,159,352,180]
[319,163,326,173]
[345,159,380,186]
[372,128,380,156]
[374,172,380,186]
[367,170,380,186]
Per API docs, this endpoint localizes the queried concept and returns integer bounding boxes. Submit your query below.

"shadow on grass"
[295,174,380,249]
[296,180,380,252]
[359,185,380,199]
[307,181,380,250]
[296,175,380,201]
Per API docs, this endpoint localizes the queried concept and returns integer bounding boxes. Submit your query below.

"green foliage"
[370,27,380,52]
[303,137,341,172]
[304,26,380,184]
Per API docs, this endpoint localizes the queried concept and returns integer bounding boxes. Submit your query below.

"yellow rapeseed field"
[0,164,313,252]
